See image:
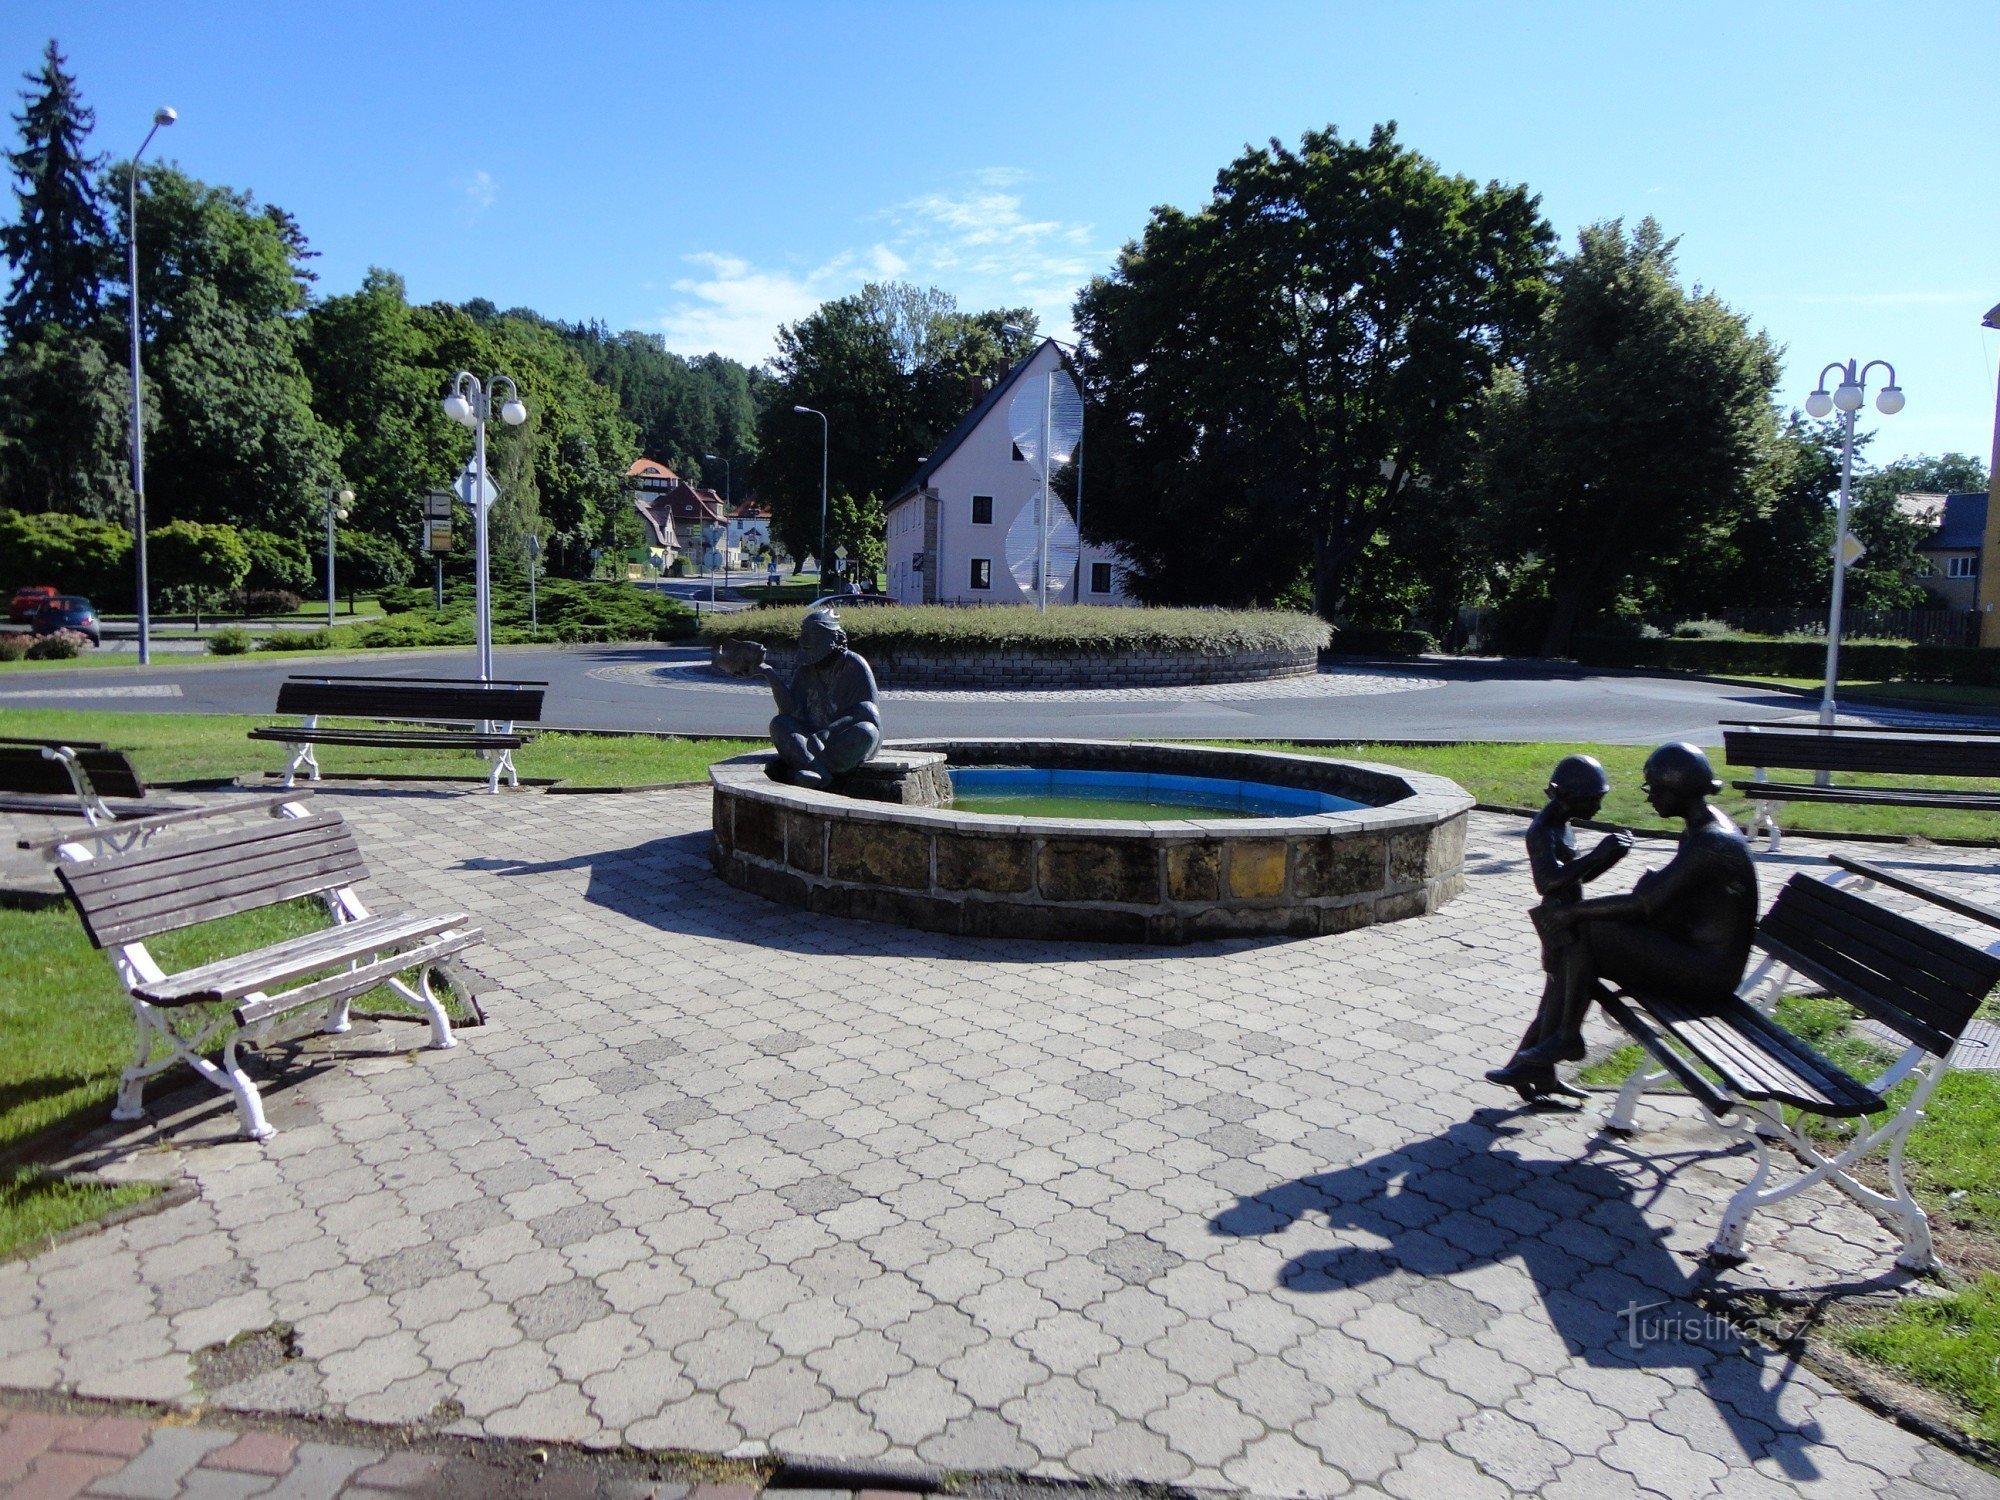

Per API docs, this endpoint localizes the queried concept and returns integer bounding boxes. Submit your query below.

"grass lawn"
[737,577,824,607]
[1229,740,2000,843]
[0,708,758,788]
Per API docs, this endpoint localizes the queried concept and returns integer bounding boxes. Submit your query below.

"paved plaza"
[5,783,2000,1499]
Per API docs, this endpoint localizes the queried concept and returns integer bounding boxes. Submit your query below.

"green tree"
[0,40,111,339]
[333,528,412,609]
[148,518,249,626]
[753,283,1034,570]
[0,324,136,517]
[238,527,314,595]
[111,163,339,532]
[1475,219,1778,652]
[824,488,886,588]
[1075,125,1553,618]
[0,509,130,602]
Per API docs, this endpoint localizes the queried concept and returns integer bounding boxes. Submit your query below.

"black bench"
[248,675,546,793]
[0,736,171,825]
[1721,720,2000,850]
[39,796,480,1140]
[1597,872,2000,1270]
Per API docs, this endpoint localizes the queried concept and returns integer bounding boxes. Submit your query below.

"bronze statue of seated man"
[723,606,882,788]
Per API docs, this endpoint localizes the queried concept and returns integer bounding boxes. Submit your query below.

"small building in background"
[629,459,733,571]
[1913,491,1987,610]
[882,339,1132,607]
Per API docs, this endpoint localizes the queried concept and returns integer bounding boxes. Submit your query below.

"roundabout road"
[0,641,1974,745]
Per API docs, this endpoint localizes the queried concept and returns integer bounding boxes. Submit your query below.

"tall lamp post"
[442,373,527,682]
[126,105,176,665]
[704,453,732,600]
[323,485,353,627]
[1804,358,1904,728]
[793,407,828,595]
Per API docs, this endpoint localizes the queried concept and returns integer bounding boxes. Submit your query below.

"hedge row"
[701,604,1331,655]
[1573,634,2000,687]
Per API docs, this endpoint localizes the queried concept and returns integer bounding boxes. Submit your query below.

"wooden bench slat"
[1766,893,1998,1019]
[1829,854,2000,932]
[247,728,526,749]
[134,910,472,1006]
[1730,780,2000,811]
[272,680,543,724]
[0,744,146,799]
[232,926,481,1028]
[1594,989,1735,1114]
[1724,731,2000,777]
[1651,996,1881,1112]
[63,819,357,907]
[0,793,162,820]
[16,795,307,852]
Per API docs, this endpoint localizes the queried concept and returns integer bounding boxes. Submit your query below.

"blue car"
[32,595,101,646]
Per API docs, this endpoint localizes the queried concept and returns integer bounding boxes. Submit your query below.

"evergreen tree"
[0,39,111,339]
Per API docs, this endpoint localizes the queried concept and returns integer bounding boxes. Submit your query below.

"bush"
[1328,626,1439,657]
[231,589,303,616]
[238,529,315,595]
[259,627,337,651]
[207,627,255,656]
[1572,634,2000,687]
[701,604,1331,656]
[0,634,28,662]
[25,629,89,660]
[0,511,131,607]
[1671,619,1733,640]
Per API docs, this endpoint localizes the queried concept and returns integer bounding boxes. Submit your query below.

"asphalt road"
[0,641,1961,745]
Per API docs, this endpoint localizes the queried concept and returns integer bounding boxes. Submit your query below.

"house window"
[1011,442,1026,463]
[1949,555,1979,579]
[1090,562,1114,595]
[971,495,994,525]
[970,558,992,590]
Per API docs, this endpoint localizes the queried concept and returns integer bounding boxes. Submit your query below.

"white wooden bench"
[0,736,166,826]
[1598,873,2000,1270]
[30,796,481,1140]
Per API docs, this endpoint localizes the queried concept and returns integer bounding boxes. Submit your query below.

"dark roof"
[887,340,1065,507]
[1919,492,1988,551]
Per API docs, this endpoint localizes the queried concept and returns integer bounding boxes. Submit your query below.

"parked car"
[31,595,101,646]
[8,585,58,623]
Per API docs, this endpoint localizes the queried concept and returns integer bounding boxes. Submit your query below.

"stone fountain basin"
[709,739,1472,945]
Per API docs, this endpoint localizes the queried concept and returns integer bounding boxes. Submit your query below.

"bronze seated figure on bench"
[1488,743,1757,1101]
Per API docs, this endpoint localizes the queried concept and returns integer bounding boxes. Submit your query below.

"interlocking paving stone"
[12,787,2000,1498]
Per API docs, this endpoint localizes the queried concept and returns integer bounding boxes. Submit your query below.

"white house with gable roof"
[881,339,1132,606]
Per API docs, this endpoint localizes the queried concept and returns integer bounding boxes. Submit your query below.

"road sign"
[454,463,497,511]
[423,491,453,520]
[1838,532,1866,568]
[425,519,453,555]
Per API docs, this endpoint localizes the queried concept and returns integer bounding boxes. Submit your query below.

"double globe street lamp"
[442,374,527,682]
[1804,360,1905,727]
[324,485,354,627]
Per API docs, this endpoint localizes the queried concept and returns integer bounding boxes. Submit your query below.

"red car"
[8,585,57,623]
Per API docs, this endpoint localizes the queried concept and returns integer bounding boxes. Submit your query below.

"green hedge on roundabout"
[700,604,1332,656]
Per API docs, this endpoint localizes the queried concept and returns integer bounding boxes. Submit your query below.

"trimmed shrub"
[0,634,28,661]
[0,511,131,607]
[207,627,255,655]
[1328,627,1439,657]
[231,589,303,616]
[701,604,1330,656]
[1671,619,1733,640]
[25,629,89,659]
[1572,635,2000,687]
[259,628,337,651]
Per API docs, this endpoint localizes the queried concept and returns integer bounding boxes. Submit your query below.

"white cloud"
[653,169,1108,363]
[458,170,497,224]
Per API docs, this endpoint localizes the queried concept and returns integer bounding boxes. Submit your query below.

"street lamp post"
[442,373,528,682]
[704,453,732,601]
[126,105,176,665]
[793,407,828,596]
[526,534,539,636]
[323,485,353,627]
[1804,359,1904,732]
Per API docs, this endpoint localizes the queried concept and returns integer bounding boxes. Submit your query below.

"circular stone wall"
[722,641,1318,690]
[710,739,1471,945]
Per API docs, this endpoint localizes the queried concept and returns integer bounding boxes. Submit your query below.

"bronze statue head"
[799,606,847,666]
[1545,754,1610,819]
[1641,742,1723,818]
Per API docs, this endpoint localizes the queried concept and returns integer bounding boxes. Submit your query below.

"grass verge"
[0,1168,161,1261]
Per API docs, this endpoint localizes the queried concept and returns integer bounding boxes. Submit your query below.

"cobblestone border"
[711,739,1472,943]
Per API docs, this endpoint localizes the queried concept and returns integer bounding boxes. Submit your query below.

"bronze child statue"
[1487,743,1757,1103]
[719,606,882,788]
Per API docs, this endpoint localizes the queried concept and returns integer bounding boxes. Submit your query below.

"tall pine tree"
[0,39,111,338]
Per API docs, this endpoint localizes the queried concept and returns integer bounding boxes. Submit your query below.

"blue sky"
[9,1,1996,466]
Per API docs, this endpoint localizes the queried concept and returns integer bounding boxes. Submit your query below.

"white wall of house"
[886,340,1132,607]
